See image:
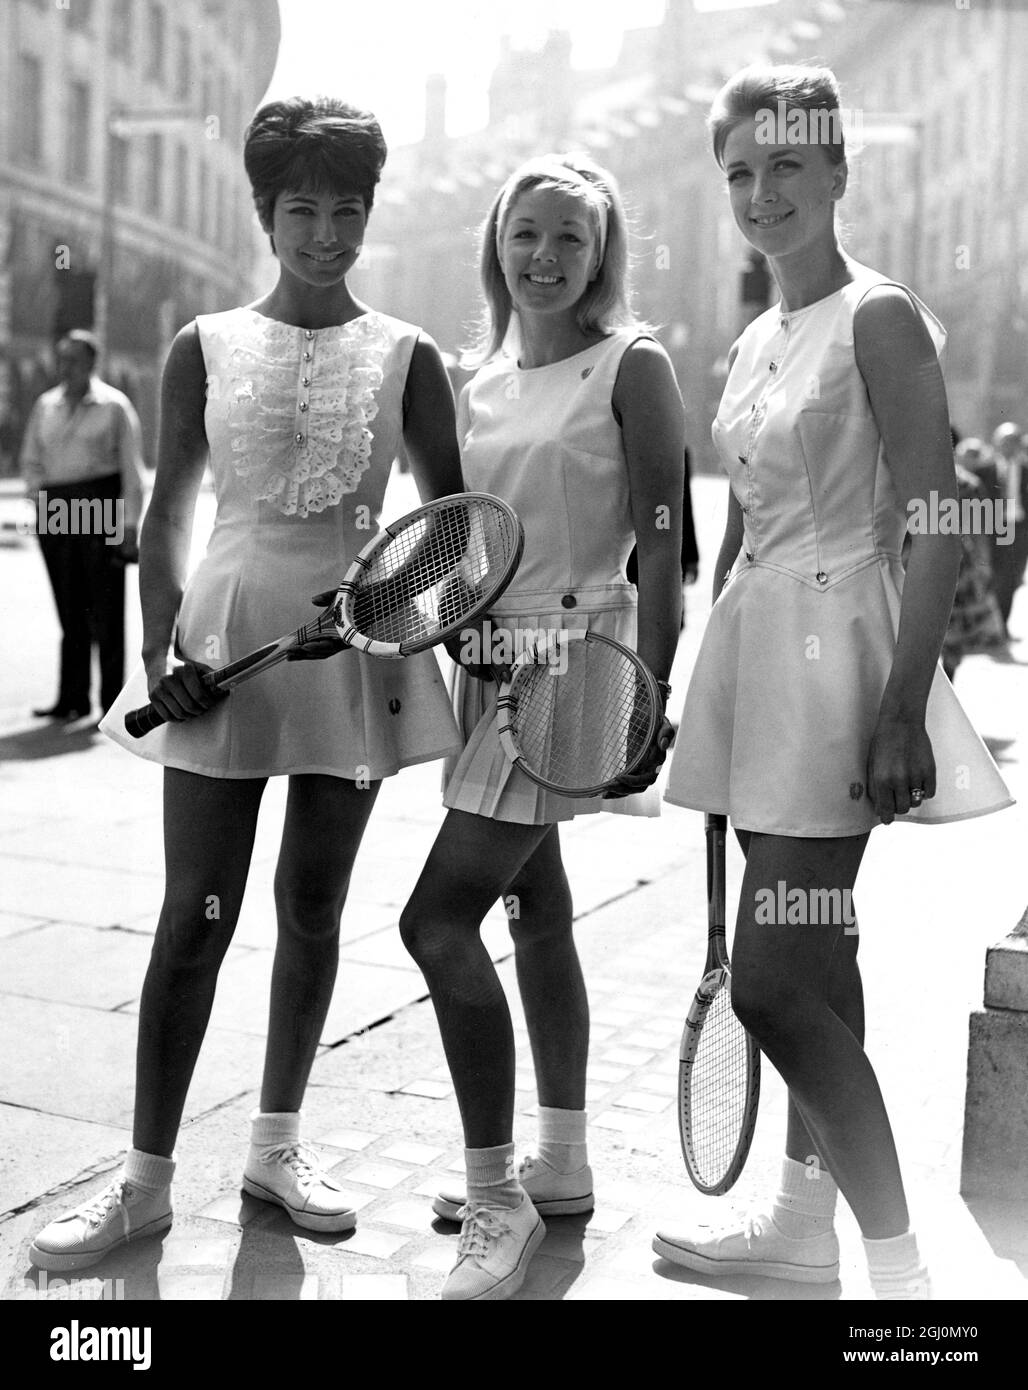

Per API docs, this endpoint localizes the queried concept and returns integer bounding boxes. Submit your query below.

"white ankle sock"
[536,1106,588,1174]
[771,1155,838,1238]
[250,1109,301,1149]
[863,1229,931,1299]
[124,1148,175,1193]
[465,1143,523,1211]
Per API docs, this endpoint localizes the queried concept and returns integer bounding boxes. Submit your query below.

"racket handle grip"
[124,702,169,739]
[124,670,220,739]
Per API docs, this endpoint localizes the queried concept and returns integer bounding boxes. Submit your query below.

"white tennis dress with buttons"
[665,267,1012,836]
[101,307,462,780]
[442,327,664,824]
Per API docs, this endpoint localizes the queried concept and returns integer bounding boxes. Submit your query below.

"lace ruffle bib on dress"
[101,308,462,779]
[664,271,1012,835]
[224,312,390,517]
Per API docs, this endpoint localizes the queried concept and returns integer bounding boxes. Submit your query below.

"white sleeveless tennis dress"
[664,269,1012,835]
[442,328,670,824]
[101,308,462,780]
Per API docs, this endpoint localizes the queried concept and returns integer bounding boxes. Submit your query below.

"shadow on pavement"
[0,720,101,762]
[651,1255,842,1300]
[227,1201,354,1301]
[964,1198,1028,1279]
[18,1230,166,1302]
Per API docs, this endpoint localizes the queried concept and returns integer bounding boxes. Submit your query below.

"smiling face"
[265,186,368,289]
[722,117,846,260]
[498,187,600,319]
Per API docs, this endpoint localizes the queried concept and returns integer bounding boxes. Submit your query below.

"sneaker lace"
[259,1140,323,1185]
[80,1178,127,1228]
[742,1212,772,1246]
[456,1204,514,1259]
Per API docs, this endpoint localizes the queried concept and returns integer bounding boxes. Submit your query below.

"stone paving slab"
[0,1106,128,1214]
[0,854,165,929]
[0,994,266,1130]
[0,922,158,1009]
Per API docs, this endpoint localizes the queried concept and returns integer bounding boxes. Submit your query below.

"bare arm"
[854,285,961,823]
[115,398,146,534]
[137,323,221,719]
[18,404,44,499]
[711,341,744,603]
[605,338,685,794]
[402,335,464,501]
[612,338,686,684]
[712,487,745,605]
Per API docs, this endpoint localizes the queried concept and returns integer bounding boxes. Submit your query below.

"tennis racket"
[495,630,664,798]
[124,492,524,738]
[678,812,761,1194]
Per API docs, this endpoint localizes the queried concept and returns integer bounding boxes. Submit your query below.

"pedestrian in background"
[942,435,1006,680]
[990,421,1028,638]
[19,330,144,721]
[656,63,1012,1301]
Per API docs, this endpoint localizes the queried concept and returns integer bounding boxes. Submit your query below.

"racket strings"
[509,642,655,790]
[686,985,754,1189]
[348,502,519,645]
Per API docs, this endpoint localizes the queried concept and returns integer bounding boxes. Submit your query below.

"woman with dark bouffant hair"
[29,96,465,1272]
[653,64,1011,1300]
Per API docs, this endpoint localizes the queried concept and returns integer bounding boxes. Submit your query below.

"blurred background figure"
[943,432,1006,681]
[19,331,144,721]
[990,422,1028,639]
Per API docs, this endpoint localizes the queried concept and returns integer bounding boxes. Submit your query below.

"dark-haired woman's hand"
[144,660,228,723]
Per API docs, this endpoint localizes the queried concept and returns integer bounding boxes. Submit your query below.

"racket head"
[678,961,761,1195]
[496,630,662,798]
[332,492,524,656]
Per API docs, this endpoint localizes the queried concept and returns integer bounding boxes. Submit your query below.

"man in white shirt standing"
[19,331,145,720]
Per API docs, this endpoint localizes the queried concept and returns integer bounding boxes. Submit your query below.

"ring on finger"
[909,786,925,805]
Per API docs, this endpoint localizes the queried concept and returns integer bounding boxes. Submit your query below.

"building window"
[67,0,93,29]
[176,29,191,100]
[199,163,211,241]
[66,81,91,184]
[109,133,130,205]
[147,2,166,84]
[16,53,44,165]
[144,133,163,214]
[176,144,190,229]
[109,0,132,59]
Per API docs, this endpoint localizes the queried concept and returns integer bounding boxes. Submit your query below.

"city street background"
[0,470,1026,1306]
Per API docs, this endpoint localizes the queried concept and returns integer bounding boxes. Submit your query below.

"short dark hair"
[57,330,99,365]
[243,97,388,228]
[708,64,847,169]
